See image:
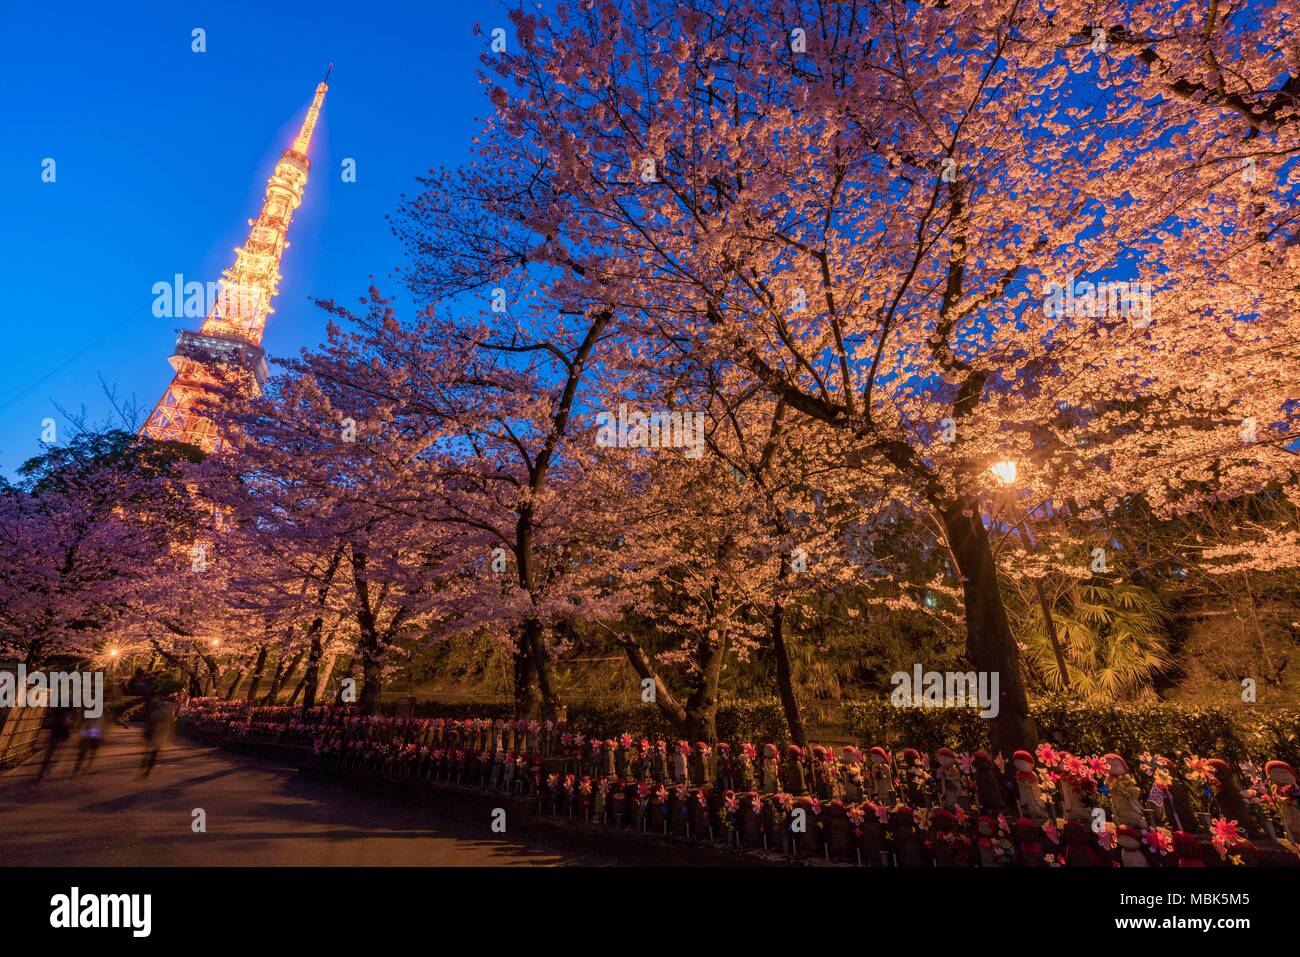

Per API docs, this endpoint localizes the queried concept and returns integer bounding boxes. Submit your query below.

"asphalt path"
[0,728,616,866]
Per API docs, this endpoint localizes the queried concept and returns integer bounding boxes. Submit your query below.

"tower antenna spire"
[291,70,330,156]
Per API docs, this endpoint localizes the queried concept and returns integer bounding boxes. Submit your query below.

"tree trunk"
[201,654,222,695]
[358,644,383,715]
[612,587,729,743]
[245,645,268,702]
[349,547,387,715]
[684,614,727,744]
[512,634,540,720]
[262,658,285,704]
[333,653,357,705]
[938,496,1036,756]
[614,630,689,737]
[1031,577,1071,689]
[515,511,562,720]
[223,669,243,699]
[264,649,306,704]
[301,545,345,709]
[148,639,202,697]
[525,618,563,721]
[315,653,337,703]
[186,655,203,697]
[770,596,807,748]
[302,634,324,709]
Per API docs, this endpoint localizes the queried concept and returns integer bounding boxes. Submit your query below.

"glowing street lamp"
[989,457,1071,689]
[989,460,1018,486]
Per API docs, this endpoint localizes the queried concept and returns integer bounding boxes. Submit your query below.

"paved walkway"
[0,729,615,866]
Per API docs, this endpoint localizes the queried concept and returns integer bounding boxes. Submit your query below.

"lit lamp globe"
[989,460,1018,486]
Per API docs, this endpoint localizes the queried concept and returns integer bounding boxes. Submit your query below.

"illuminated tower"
[141,67,330,450]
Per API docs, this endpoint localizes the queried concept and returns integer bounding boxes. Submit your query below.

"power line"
[0,314,139,415]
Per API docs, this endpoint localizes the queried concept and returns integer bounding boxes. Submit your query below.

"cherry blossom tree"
[17,0,1286,740]
[301,288,616,719]
[197,330,451,713]
[457,0,1298,753]
[0,429,202,667]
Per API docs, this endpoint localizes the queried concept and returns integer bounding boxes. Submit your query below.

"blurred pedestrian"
[73,711,107,774]
[35,706,75,782]
[139,696,175,776]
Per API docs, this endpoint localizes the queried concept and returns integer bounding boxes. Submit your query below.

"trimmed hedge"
[843,697,1300,765]
[399,699,789,746]
[406,701,516,721]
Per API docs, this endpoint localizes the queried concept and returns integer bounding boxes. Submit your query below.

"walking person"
[139,696,175,777]
[73,711,107,774]
[34,706,75,783]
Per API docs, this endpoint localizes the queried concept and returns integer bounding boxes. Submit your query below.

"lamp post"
[990,461,1072,691]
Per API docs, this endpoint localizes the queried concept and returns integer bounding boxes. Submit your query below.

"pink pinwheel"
[1145,829,1173,856]
[1210,818,1246,858]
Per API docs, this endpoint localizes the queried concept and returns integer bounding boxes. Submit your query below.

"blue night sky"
[0,0,495,476]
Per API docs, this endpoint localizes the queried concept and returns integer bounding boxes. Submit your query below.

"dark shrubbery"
[844,697,1300,764]
[387,696,1300,764]
[395,696,1298,763]
[401,699,788,745]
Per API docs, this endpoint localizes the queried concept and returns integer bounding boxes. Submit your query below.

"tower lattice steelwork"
[141,68,330,450]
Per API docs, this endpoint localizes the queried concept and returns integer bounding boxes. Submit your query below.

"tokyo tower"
[140,67,330,450]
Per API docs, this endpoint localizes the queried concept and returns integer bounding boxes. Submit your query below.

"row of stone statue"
[287,712,1300,850]
[538,780,1287,867]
